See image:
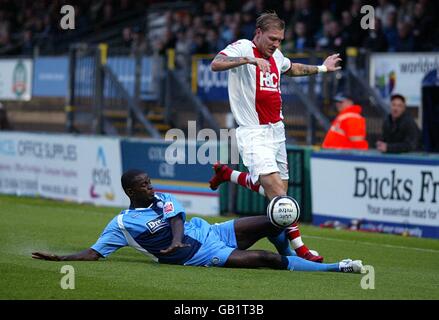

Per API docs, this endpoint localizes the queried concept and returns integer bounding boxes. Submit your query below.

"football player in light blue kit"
[32,169,363,273]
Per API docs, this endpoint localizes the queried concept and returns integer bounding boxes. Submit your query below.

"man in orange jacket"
[322,93,369,150]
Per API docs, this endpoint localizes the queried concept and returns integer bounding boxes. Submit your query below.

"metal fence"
[65,44,162,137]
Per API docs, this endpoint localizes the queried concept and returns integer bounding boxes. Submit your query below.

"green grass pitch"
[1,194,438,300]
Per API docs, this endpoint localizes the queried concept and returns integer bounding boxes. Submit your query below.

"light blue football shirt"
[91,192,202,264]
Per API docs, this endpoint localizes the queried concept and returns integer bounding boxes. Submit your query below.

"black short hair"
[121,169,146,191]
[391,94,406,104]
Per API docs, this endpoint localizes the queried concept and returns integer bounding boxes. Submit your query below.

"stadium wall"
[0,132,219,216]
[1,131,438,238]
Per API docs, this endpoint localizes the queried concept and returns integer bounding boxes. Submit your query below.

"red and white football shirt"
[219,39,291,126]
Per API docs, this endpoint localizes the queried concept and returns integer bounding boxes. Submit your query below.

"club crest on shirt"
[163,202,174,214]
[156,201,163,208]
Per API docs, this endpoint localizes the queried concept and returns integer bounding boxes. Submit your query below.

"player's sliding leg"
[210,163,323,262]
[260,173,324,261]
[223,249,364,273]
[233,215,285,250]
[267,228,296,256]
[231,216,293,258]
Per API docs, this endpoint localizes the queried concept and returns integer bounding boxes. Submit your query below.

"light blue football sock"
[286,256,340,272]
[268,231,296,256]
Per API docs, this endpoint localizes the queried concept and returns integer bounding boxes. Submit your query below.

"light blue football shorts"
[183,217,238,267]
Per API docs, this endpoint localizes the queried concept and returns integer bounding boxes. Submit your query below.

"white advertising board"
[0,132,127,207]
[311,152,439,238]
[0,59,33,101]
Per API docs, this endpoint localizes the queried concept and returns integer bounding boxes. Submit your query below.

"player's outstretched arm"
[285,53,342,77]
[32,248,101,261]
[211,54,271,73]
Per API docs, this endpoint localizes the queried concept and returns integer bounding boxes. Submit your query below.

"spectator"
[0,10,11,46]
[119,0,131,11]
[278,0,295,26]
[191,32,209,54]
[322,93,369,150]
[293,0,320,37]
[282,26,295,53]
[376,94,421,153]
[376,0,397,29]
[219,15,236,45]
[395,21,414,51]
[121,27,132,49]
[397,0,416,23]
[175,29,191,68]
[292,21,314,52]
[412,2,435,51]
[383,11,399,51]
[241,12,255,40]
[211,12,223,31]
[363,18,388,52]
[340,10,363,47]
[350,0,363,23]
[315,19,332,50]
[21,29,34,55]
[101,1,114,26]
[206,28,221,53]
[327,21,346,53]
[0,102,12,130]
[131,28,148,56]
[314,10,333,48]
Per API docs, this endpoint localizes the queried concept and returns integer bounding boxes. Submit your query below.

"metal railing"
[162,50,220,134]
[65,43,161,138]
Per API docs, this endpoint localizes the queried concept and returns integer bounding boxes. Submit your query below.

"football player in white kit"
[209,12,342,262]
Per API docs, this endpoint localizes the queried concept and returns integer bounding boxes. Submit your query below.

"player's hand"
[160,242,191,255]
[32,252,61,261]
[249,57,271,73]
[323,53,342,72]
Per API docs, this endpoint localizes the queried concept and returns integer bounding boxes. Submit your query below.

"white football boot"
[339,259,365,273]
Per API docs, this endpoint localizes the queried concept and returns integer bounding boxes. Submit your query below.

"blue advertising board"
[33,56,157,100]
[121,139,219,216]
[32,56,69,97]
[106,57,157,101]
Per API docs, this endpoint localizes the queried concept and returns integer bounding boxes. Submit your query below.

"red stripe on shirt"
[252,47,282,125]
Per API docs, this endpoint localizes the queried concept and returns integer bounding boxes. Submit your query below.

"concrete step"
[103,109,166,122]
[283,117,307,127]
[112,121,171,133]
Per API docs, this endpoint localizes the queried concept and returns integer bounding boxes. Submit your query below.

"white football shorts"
[235,121,289,184]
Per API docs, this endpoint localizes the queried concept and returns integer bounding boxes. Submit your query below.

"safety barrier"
[1,131,437,238]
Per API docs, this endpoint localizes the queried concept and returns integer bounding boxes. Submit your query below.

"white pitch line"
[304,235,439,254]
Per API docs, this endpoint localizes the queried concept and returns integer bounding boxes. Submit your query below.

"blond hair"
[255,12,285,31]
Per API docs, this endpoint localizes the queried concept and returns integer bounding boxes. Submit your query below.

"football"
[266,195,300,228]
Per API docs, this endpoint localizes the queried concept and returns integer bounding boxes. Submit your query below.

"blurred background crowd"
[0,0,438,57]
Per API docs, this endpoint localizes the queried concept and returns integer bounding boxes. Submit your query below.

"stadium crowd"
[0,0,147,55]
[0,0,438,56]
[149,0,439,58]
